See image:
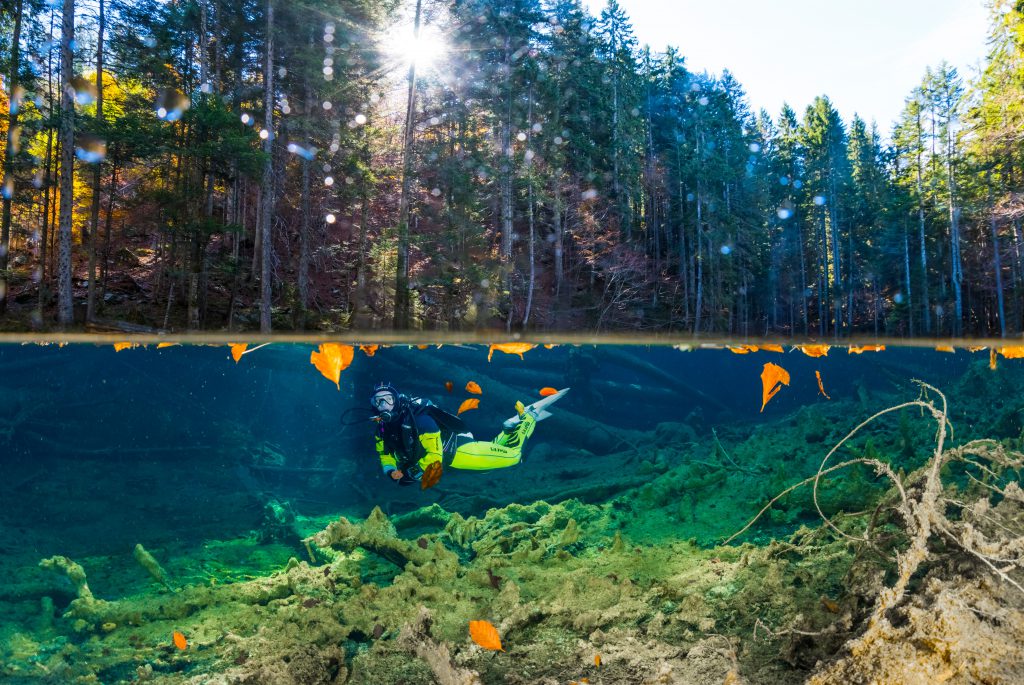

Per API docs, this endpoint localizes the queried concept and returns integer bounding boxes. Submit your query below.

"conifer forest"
[1,0,1023,336]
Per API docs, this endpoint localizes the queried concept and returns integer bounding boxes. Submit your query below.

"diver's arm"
[376,436,402,479]
[416,430,443,471]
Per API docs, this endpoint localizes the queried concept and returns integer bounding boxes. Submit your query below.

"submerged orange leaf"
[465,381,482,395]
[445,381,454,393]
[999,346,1024,359]
[310,344,355,390]
[595,653,602,667]
[230,343,247,363]
[487,343,536,362]
[539,387,558,397]
[848,345,885,354]
[360,345,379,357]
[797,345,830,358]
[468,620,503,651]
[728,345,758,354]
[421,462,443,490]
[815,370,831,399]
[457,398,480,415]
[760,362,791,412]
[990,349,998,370]
[172,630,187,650]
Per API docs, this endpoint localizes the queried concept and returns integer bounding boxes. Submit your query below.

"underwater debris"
[422,462,444,490]
[847,345,885,354]
[172,630,187,650]
[487,343,536,361]
[797,345,831,357]
[445,380,454,392]
[399,607,483,684]
[38,556,93,601]
[760,362,790,412]
[230,343,247,362]
[457,398,480,415]
[133,543,175,592]
[310,343,355,389]
[468,619,503,651]
[815,371,830,399]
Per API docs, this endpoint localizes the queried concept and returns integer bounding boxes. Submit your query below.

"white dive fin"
[506,388,570,424]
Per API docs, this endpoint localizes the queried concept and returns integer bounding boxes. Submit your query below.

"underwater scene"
[1,341,1023,684]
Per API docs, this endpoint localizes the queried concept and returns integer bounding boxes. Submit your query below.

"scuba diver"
[367,382,568,490]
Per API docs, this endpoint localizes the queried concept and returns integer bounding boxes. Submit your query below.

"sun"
[383,24,446,70]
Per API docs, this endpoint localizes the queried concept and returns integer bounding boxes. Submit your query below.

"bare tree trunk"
[522,85,535,329]
[57,0,76,326]
[85,0,104,321]
[394,0,422,329]
[100,165,116,301]
[947,138,963,337]
[693,193,703,334]
[39,17,55,313]
[297,48,313,318]
[259,0,275,333]
[916,106,930,333]
[0,0,24,315]
[499,33,514,326]
[904,222,914,336]
[988,177,1006,338]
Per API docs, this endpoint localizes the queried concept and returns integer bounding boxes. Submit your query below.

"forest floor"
[1,362,1023,684]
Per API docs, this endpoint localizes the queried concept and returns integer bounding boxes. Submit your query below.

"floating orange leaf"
[172,630,187,650]
[416,345,429,350]
[113,342,133,352]
[310,344,355,390]
[230,343,247,363]
[487,343,536,362]
[469,620,503,651]
[760,344,785,353]
[999,346,1024,359]
[156,342,179,349]
[798,345,830,358]
[967,346,987,352]
[465,381,483,395]
[445,381,454,393]
[815,370,831,399]
[539,387,558,397]
[457,398,480,415]
[421,462,443,490]
[728,345,758,354]
[360,345,378,357]
[934,346,955,353]
[544,344,557,349]
[848,345,885,354]
[760,362,790,412]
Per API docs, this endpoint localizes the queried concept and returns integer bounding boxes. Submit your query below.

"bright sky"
[582,0,992,134]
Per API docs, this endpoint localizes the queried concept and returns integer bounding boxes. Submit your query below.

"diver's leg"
[493,402,537,449]
[448,440,522,470]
